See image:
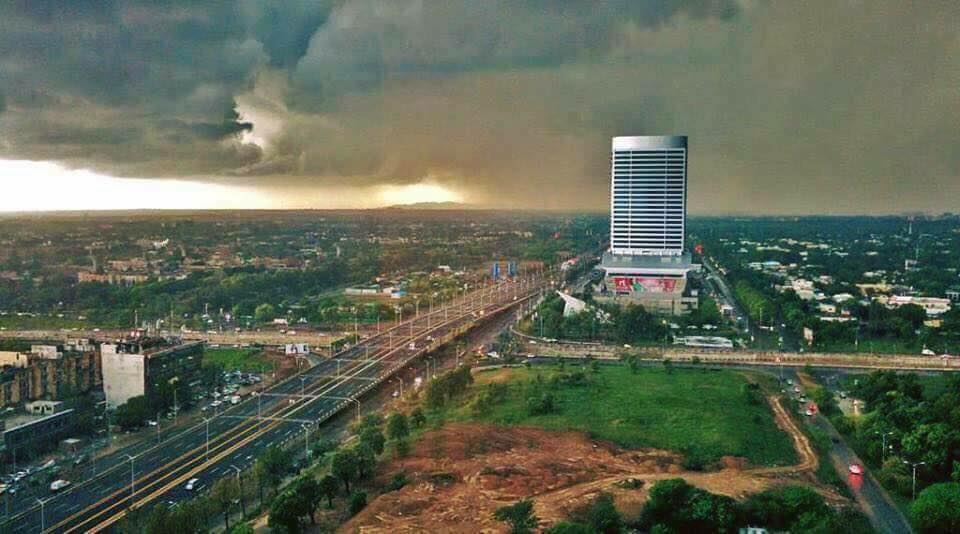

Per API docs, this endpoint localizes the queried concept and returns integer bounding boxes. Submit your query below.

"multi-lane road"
[3,275,547,533]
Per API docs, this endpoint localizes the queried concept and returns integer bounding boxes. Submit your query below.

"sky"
[0,1,958,214]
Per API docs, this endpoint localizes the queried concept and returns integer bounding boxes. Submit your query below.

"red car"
[849,463,864,475]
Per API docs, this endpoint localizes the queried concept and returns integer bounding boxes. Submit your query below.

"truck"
[50,479,71,492]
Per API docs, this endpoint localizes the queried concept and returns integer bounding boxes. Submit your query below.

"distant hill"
[383,201,484,210]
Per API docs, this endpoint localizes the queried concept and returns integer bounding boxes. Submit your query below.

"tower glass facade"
[610,136,687,256]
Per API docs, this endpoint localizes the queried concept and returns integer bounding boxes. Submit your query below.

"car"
[185,478,200,491]
[7,485,18,494]
[793,386,801,393]
[146,420,158,426]
[211,400,222,407]
[73,455,87,466]
[50,479,71,492]
[804,409,814,416]
[849,463,864,475]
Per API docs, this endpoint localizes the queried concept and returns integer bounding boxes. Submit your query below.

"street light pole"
[124,454,135,505]
[203,417,210,460]
[300,376,307,399]
[36,498,44,533]
[876,431,893,464]
[229,464,245,518]
[903,460,926,500]
[302,423,311,458]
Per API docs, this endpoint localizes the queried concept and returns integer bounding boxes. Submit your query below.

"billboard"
[612,277,679,294]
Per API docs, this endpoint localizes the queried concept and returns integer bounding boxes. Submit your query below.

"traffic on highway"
[2,274,549,533]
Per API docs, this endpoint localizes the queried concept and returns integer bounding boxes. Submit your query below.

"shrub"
[348,491,367,516]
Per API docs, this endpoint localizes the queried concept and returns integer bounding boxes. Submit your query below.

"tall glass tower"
[609,136,687,256]
[599,135,697,314]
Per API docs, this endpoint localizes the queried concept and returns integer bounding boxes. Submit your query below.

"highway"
[3,274,548,533]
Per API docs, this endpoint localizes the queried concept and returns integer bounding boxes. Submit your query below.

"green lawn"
[443,364,797,467]
[204,347,273,372]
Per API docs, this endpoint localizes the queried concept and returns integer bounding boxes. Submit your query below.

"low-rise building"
[0,352,29,368]
[885,295,952,316]
[0,344,101,408]
[1,408,75,457]
[101,338,204,408]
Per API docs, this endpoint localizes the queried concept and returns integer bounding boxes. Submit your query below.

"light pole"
[302,423,311,458]
[36,498,44,533]
[876,431,894,464]
[229,464,245,518]
[299,376,307,399]
[903,460,926,500]
[203,417,210,460]
[123,454,135,505]
[156,410,161,444]
[394,376,403,399]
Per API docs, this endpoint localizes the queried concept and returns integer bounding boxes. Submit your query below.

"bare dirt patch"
[339,415,843,533]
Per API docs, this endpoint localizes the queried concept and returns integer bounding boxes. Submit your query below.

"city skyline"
[1,1,959,214]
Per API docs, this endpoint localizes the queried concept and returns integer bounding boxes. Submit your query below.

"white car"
[185,478,200,491]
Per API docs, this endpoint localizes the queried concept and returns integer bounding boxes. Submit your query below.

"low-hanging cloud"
[0,0,958,213]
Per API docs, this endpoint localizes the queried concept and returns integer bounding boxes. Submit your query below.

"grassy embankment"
[204,346,273,372]
[428,364,797,467]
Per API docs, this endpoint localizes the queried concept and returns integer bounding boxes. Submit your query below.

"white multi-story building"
[599,135,698,315]
[610,136,687,256]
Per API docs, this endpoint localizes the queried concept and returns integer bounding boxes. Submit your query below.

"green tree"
[319,474,339,508]
[290,476,322,525]
[494,498,539,534]
[211,476,240,530]
[355,442,377,480]
[359,425,386,455]
[545,522,592,534]
[254,303,277,324]
[386,413,410,441]
[911,482,960,534]
[348,491,367,516]
[254,445,289,500]
[332,448,359,493]
[114,395,151,429]
[268,491,303,534]
[586,493,622,534]
[410,407,426,427]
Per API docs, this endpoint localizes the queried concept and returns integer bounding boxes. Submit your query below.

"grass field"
[204,347,273,372]
[440,364,797,467]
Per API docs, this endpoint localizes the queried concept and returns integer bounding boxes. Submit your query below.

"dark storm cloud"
[1,0,959,213]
